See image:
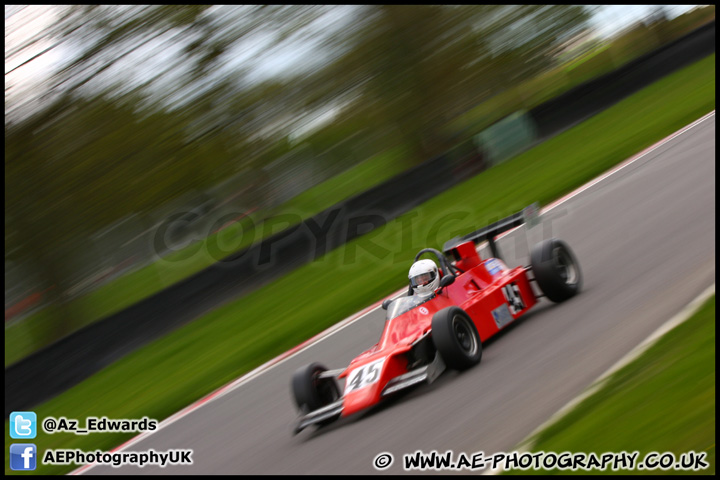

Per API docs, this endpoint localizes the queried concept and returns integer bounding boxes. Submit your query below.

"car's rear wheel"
[530,238,582,303]
[291,363,340,414]
[431,307,482,370]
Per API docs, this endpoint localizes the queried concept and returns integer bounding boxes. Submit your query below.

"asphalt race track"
[85,114,715,475]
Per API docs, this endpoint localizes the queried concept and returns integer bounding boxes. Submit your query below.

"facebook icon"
[10,443,37,471]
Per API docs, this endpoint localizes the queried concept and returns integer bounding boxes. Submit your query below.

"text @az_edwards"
[42,416,157,435]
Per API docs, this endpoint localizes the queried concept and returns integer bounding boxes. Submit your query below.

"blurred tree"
[4,4,592,344]
[5,92,179,337]
[282,5,592,164]
[5,5,332,340]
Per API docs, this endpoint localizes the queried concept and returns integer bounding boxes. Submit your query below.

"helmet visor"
[410,271,436,288]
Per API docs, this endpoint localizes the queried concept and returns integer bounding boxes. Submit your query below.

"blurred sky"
[4,5,704,116]
[588,4,700,37]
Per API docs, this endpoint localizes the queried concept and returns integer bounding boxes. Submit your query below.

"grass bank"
[505,295,715,475]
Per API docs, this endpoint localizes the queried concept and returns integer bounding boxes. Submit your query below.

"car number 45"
[344,357,386,394]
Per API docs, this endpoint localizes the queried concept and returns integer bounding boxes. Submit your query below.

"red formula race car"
[291,205,582,434]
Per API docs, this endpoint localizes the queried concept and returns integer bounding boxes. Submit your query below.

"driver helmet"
[408,259,440,295]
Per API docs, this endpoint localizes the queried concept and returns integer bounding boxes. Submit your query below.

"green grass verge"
[446,22,710,135]
[4,147,407,367]
[4,53,715,475]
[267,146,409,220]
[505,295,715,475]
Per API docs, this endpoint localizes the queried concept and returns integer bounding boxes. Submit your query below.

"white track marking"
[72,110,715,475]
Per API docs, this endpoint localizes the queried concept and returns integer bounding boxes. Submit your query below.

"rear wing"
[442,203,539,261]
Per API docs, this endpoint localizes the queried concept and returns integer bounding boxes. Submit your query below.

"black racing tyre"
[530,238,582,303]
[291,363,340,413]
[431,307,482,370]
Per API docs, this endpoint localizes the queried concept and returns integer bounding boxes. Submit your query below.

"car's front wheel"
[431,307,482,370]
[530,238,582,303]
[291,363,340,414]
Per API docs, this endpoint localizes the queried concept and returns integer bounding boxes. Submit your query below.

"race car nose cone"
[342,385,380,417]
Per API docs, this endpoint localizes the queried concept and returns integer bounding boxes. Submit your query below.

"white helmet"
[408,259,440,295]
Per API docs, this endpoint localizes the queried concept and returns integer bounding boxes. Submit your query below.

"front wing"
[294,351,446,434]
